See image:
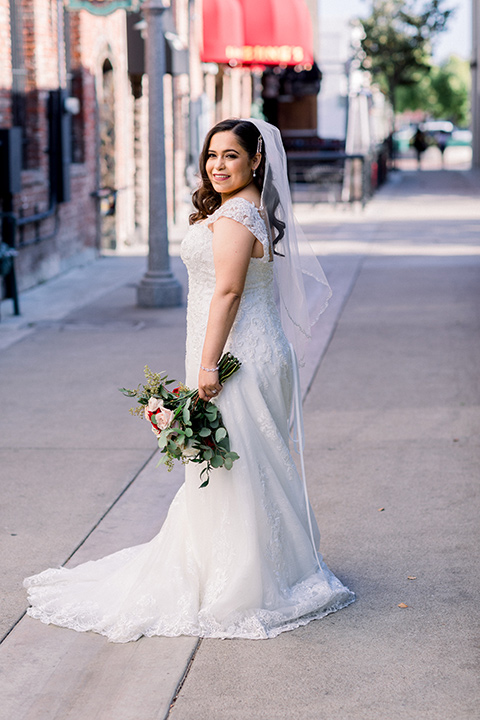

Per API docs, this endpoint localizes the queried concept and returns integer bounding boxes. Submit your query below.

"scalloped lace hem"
[25,592,355,643]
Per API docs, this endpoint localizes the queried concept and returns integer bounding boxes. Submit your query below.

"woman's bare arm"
[197,216,256,401]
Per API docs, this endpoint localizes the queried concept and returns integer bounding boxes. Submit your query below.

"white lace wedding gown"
[24,197,354,642]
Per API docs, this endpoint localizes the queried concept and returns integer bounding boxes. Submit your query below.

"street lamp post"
[137,0,182,307]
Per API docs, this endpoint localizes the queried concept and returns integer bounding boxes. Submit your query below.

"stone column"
[137,0,182,307]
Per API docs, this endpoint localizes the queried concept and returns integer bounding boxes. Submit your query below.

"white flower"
[176,436,198,458]
[181,442,199,458]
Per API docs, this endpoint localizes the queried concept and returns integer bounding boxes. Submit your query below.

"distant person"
[435,131,449,166]
[412,127,428,168]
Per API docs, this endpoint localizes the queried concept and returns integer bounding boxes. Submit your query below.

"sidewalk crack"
[165,638,203,718]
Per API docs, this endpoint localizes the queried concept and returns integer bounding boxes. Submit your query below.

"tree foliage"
[396,56,471,126]
[359,0,453,112]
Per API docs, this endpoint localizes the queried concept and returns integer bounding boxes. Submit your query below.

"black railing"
[287,151,373,206]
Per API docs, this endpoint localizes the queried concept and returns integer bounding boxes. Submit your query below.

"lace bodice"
[181,196,288,386]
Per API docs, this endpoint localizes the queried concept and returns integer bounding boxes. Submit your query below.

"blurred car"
[420,120,454,134]
[449,129,472,146]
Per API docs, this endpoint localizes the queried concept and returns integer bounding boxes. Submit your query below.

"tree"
[359,0,453,113]
[396,56,471,127]
[430,56,471,127]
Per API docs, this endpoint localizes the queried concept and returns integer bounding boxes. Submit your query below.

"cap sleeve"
[208,197,270,261]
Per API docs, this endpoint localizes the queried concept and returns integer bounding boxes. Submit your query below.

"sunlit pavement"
[394,144,472,172]
[0,162,479,719]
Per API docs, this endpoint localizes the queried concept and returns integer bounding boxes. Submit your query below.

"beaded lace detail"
[206,196,271,260]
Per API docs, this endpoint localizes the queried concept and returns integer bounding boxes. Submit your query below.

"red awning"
[201,0,314,67]
[200,0,245,64]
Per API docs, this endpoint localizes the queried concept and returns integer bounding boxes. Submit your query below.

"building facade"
[1,0,319,298]
[0,0,140,291]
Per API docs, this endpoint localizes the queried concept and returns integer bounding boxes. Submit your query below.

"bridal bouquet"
[120,353,241,487]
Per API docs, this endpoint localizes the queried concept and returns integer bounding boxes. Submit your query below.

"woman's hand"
[198,368,222,402]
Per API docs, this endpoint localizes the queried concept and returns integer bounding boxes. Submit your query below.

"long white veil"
[243,118,332,364]
[243,119,330,569]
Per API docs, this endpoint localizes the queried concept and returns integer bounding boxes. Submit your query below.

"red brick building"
[0,0,143,292]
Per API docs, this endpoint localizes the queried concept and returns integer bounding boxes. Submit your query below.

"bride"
[24,118,355,642]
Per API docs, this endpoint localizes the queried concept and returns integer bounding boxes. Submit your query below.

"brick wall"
[0,0,12,125]
[0,0,136,292]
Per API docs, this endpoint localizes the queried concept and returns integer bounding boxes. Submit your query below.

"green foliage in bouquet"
[120,353,241,487]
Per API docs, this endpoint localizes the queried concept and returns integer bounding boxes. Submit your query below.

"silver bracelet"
[200,363,219,372]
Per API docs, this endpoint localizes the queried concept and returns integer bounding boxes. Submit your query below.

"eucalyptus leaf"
[119,388,137,397]
[199,427,211,437]
[215,427,227,442]
[199,467,210,487]
[157,430,169,449]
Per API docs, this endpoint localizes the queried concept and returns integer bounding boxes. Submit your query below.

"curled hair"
[190,118,285,255]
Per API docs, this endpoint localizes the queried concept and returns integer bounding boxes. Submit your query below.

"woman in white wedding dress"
[24,119,354,642]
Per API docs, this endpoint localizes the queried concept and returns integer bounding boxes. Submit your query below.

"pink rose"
[145,397,175,437]
[154,405,175,430]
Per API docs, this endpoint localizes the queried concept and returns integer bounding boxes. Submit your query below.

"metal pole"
[137,0,182,308]
[472,0,480,169]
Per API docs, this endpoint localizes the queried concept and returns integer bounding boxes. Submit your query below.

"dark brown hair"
[189,118,285,253]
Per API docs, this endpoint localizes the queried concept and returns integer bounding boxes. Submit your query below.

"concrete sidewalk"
[1,167,479,719]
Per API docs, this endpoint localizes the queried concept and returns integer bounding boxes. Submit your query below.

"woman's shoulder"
[208,196,269,254]
[209,195,262,224]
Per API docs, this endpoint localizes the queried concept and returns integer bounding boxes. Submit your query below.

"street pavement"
[0,160,479,719]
